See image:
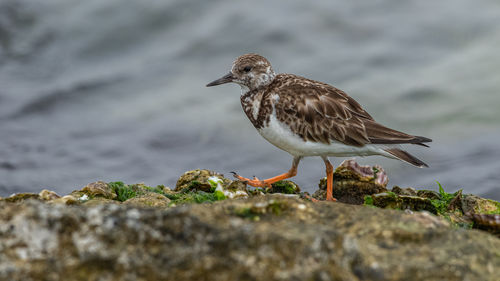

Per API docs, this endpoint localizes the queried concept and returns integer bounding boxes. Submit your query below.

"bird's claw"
[231,173,271,188]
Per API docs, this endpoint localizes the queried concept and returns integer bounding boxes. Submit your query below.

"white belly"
[257,113,390,158]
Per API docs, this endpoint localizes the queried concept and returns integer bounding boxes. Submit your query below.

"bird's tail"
[384,148,428,168]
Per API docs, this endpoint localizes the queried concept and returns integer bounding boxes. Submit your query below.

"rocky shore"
[1,161,499,281]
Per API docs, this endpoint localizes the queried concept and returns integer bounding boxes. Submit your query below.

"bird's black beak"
[206,72,234,87]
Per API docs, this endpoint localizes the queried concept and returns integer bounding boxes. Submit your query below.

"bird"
[206,53,431,201]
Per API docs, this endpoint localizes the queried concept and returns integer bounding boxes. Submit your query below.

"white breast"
[258,112,391,158]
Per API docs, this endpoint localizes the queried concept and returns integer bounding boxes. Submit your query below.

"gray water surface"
[1,0,499,199]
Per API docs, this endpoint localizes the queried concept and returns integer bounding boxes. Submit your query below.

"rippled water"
[1,0,499,200]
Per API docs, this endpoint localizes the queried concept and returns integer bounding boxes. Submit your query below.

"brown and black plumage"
[207,53,431,201]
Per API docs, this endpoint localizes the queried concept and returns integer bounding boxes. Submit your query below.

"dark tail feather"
[370,135,432,146]
[414,142,430,148]
[384,148,429,168]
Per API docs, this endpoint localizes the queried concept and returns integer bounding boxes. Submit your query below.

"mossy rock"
[369,192,438,214]
[123,183,167,196]
[462,194,500,215]
[48,195,79,205]
[225,180,247,192]
[3,193,40,203]
[80,181,117,200]
[416,189,441,200]
[123,193,170,208]
[312,160,389,203]
[468,214,500,236]
[83,197,120,207]
[1,197,499,280]
[233,197,309,221]
[333,160,388,185]
[269,180,300,194]
[392,186,417,196]
[167,191,219,206]
[314,176,388,204]
[175,169,231,192]
[38,189,60,201]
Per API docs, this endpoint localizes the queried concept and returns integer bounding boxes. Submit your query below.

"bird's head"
[206,53,276,92]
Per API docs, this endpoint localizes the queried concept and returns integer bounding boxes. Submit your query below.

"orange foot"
[231,172,272,188]
[231,167,298,190]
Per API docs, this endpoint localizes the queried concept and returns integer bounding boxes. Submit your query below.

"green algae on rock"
[363,182,500,236]
[269,180,300,194]
[107,181,136,201]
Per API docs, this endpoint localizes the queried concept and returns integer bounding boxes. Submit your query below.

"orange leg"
[232,157,301,188]
[322,157,337,202]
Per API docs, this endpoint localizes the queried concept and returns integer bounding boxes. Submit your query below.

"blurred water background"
[0,0,499,199]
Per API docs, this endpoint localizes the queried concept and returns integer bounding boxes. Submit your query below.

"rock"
[80,181,117,200]
[175,169,231,192]
[0,196,498,281]
[468,214,500,236]
[38,189,60,201]
[225,180,248,193]
[461,194,500,236]
[48,195,79,205]
[269,180,300,194]
[3,193,40,203]
[219,180,249,199]
[391,186,417,196]
[461,194,500,215]
[369,192,438,214]
[314,160,388,204]
[416,189,441,200]
[123,192,170,208]
[83,197,120,207]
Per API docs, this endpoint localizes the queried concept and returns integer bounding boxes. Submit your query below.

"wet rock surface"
[1,197,499,281]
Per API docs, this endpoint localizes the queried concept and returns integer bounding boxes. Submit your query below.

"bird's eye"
[243,66,252,72]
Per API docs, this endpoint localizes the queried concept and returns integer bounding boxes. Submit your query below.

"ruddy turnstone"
[206,53,431,201]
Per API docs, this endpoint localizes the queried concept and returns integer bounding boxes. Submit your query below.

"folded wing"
[272,75,432,147]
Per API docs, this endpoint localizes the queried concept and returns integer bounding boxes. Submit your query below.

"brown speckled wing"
[272,74,430,147]
[272,74,370,146]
